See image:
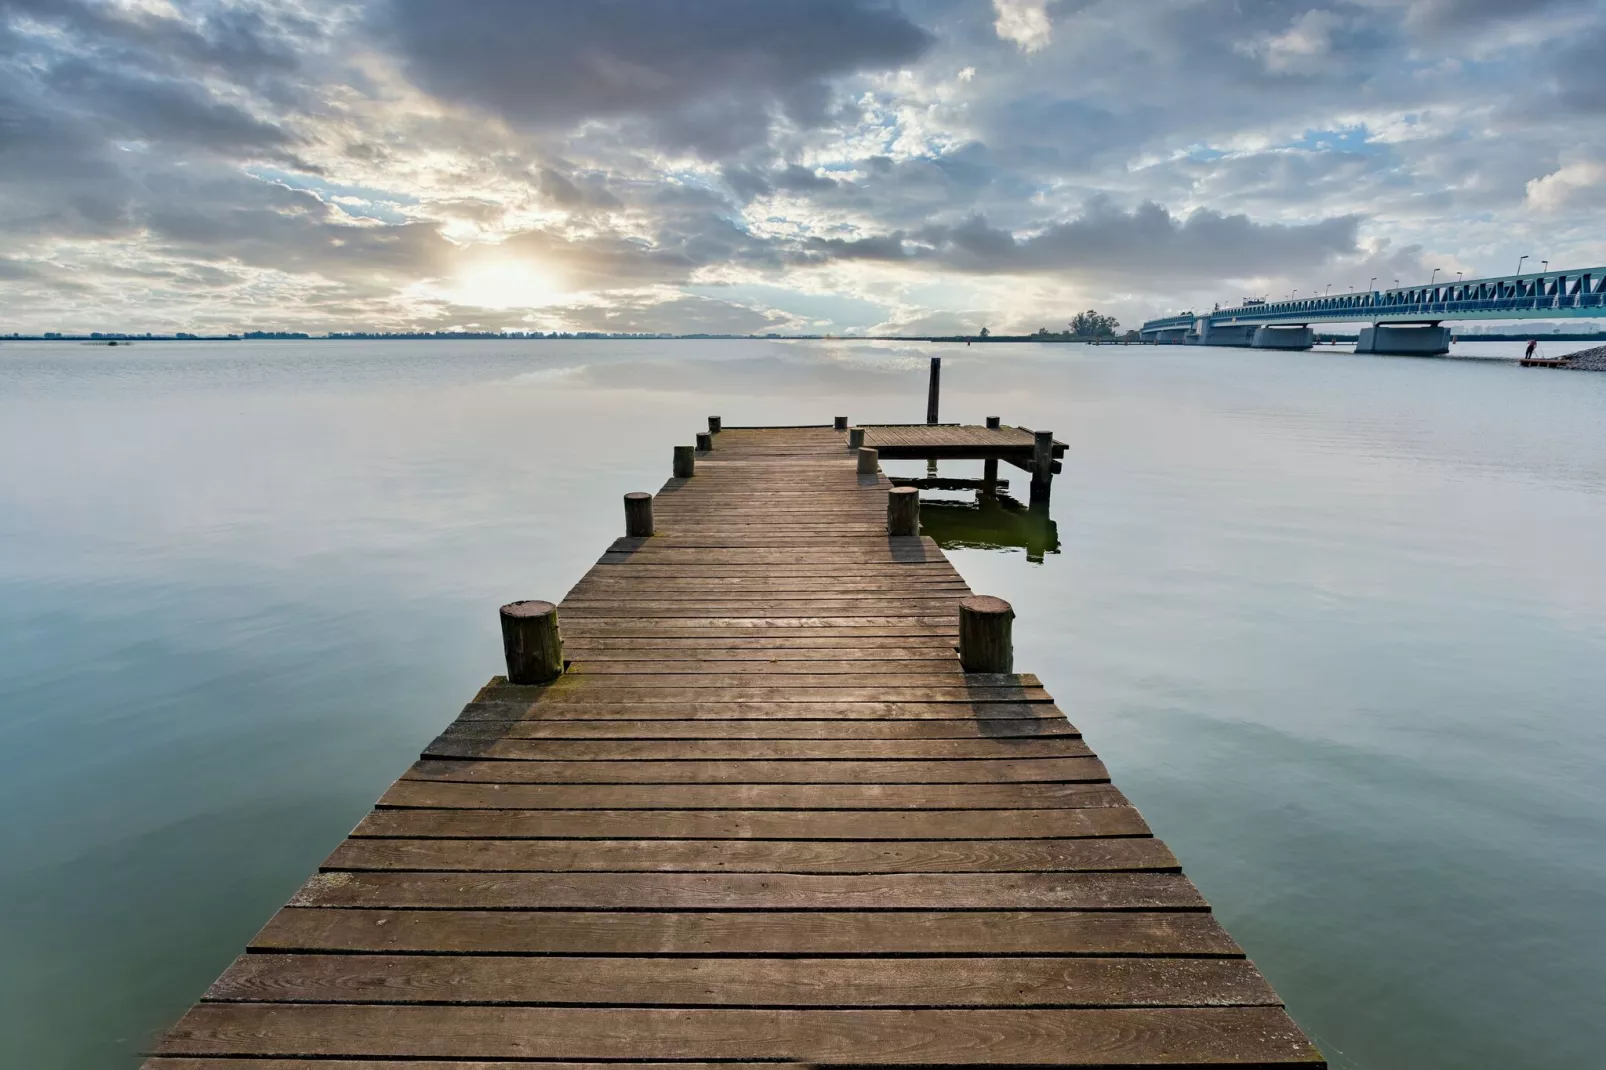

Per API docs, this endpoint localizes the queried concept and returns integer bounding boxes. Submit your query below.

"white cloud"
[992,0,1054,53]
[1525,159,1606,214]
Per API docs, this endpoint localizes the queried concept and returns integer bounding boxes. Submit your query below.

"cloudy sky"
[3,0,1604,336]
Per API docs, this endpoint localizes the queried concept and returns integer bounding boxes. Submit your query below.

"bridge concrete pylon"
[1354,323,1451,356]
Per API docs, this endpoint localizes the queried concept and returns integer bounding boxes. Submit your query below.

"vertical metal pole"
[926,357,941,424]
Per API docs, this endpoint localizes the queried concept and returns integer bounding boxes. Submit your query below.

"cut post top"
[500,598,556,619]
[986,415,1001,429]
[696,431,713,452]
[848,427,865,449]
[857,446,879,474]
[834,416,848,430]
[708,416,722,433]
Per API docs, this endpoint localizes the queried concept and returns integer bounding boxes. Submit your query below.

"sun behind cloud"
[448,257,567,310]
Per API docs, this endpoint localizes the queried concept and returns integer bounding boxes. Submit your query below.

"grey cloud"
[799,198,1361,283]
[377,0,934,156]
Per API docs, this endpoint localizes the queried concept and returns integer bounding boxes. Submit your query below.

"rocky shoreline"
[1554,344,1606,371]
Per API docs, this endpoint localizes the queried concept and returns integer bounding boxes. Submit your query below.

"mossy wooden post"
[673,445,695,478]
[834,416,848,431]
[708,416,721,434]
[926,356,941,424]
[958,595,1013,673]
[624,492,654,537]
[857,446,879,474]
[696,431,713,452]
[888,486,919,536]
[848,427,865,450]
[500,600,564,684]
[986,416,1001,429]
[1030,429,1055,504]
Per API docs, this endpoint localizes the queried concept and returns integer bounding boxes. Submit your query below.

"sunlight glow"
[450,258,565,309]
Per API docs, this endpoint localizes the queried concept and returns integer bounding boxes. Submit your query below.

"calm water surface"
[1,339,1603,1068]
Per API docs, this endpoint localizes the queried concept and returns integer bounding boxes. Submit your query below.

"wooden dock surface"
[146,424,1322,1067]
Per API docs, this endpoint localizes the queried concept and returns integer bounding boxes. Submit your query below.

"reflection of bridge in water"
[1139,265,1606,355]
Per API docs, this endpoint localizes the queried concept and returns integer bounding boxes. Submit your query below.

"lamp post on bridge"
[1369,276,1377,292]
[1516,254,1529,276]
[1542,260,1548,273]
[1430,268,1440,286]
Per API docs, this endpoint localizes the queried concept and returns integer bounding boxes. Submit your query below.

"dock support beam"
[926,357,941,424]
[959,595,1013,673]
[623,492,654,537]
[1030,429,1055,505]
[857,447,879,475]
[673,445,695,478]
[887,487,919,536]
[500,600,564,684]
[982,458,999,496]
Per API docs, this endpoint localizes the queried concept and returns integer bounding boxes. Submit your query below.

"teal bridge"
[1139,266,1606,355]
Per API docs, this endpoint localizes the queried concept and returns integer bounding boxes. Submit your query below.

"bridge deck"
[145,424,1321,1068]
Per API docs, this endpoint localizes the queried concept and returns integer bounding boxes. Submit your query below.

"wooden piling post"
[857,447,879,474]
[623,492,654,537]
[834,416,848,431]
[958,595,1013,673]
[888,486,919,535]
[848,428,865,449]
[986,416,1001,429]
[1030,429,1054,504]
[926,357,941,424]
[500,600,564,684]
[708,416,721,434]
[982,457,999,495]
[673,445,695,478]
[696,431,713,452]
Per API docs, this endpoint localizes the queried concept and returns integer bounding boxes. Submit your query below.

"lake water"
[1,338,1602,1068]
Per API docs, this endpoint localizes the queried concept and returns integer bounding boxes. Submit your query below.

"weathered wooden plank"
[321,837,1177,874]
[438,717,1080,740]
[251,908,1243,956]
[524,672,1040,690]
[351,806,1147,840]
[153,1005,1322,1063]
[422,735,1095,761]
[479,687,1055,704]
[401,755,1110,785]
[208,953,1276,1007]
[378,780,1129,810]
[145,1061,787,1070]
[288,871,1203,910]
[457,700,1063,721]
[563,642,962,657]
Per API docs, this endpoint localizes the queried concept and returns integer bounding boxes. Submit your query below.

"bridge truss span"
[1140,266,1606,341]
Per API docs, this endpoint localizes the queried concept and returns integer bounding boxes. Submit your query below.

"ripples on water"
[1,339,1603,1068]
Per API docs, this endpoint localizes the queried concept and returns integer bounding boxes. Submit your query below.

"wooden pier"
[146,420,1322,1068]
